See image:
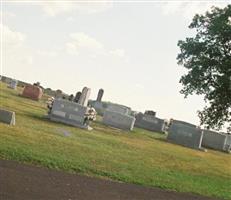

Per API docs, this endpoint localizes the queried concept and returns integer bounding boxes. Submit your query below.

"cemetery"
[0,80,231,200]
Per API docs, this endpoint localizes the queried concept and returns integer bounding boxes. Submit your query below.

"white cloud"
[18,0,113,17]
[161,1,230,19]
[37,50,58,57]
[66,32,104,55]
[66,32,127,60]
[1,24,25,48]
[1,24,34,71]
[109,48,125,57]
[70,32,103,49]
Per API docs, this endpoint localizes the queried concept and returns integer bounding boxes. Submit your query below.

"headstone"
[144,110,156,117]
[91,101,105,116]
[2,77,12,84]
[68,94,74,101]
[74,92,82,103]
[22,85,43,101]
[44,88,56,97]
[167,122,204,150]
[8,79,18,90]
[96,89,104,102]
[202,130,231,153]
[0,109,15,125]
[48,99,90,129]
[55,90,63,99]
[107,104,131,115]
[102,110,135,131]
[169,119,197,128]
[135,113,166,133]
[78,87,91,107]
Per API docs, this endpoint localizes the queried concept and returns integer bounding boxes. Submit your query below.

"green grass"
[0,82,231,199]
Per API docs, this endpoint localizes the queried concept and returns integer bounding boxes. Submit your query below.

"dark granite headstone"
[135,113,166,133]
[0,109,15,125]
[96,89,104,102]
[167,122,204,150]
[74,92,82,103]
[202,130,231,153]
[103,110,135,131]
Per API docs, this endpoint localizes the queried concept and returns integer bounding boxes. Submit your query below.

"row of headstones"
[167,120,231,153]
[101,108,231,153]
[6,78,105,103]
[3,80,231,153]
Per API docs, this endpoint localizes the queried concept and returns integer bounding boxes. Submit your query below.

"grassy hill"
[0,82,230,200]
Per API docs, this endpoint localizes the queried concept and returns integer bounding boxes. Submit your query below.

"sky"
[1,0,231,126]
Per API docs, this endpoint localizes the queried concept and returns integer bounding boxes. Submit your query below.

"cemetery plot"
[102,110,135,131]
[0,109,16,125]
[135,113,167,133]
[48,99,90,129]
[202,130,231,153]
[22,85,43,101]
[167,122,204,150]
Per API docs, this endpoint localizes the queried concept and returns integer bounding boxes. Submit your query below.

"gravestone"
[169,119,197,128]
[226,134,231,152]
[68,94,74,101]
[144,110,156,117]
[55,90,63,99]
[102,110,135,131]
[22,85,43,100]
[96,89,104,102]
[48,99,90,129]
[167,122,204,150]
[202,130,231,153]
[78,87,91,107]
[135,113,166,133]
[74,92,82,103]
[107,104,131,115]
[8,79,18,90]
[0,109,15,125]
[91,101,105,116]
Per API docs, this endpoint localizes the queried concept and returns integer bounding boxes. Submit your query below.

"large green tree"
[177,5,231,132]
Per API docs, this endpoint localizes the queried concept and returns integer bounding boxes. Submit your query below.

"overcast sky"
[1,0,230,125]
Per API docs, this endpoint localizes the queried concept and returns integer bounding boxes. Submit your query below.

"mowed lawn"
[0,82,230,200]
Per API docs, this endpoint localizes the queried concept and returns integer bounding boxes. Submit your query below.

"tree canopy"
[177,5,231,132]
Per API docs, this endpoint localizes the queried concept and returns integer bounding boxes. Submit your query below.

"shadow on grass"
[154,137,168,143]
[25,112,51,123]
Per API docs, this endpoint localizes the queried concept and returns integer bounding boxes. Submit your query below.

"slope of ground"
[0,82,230,199]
